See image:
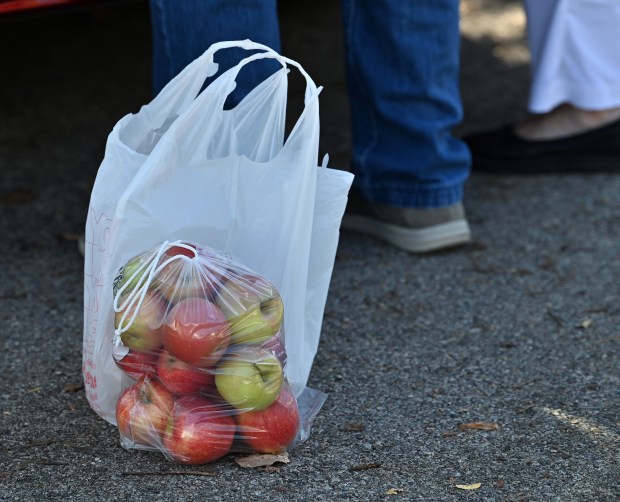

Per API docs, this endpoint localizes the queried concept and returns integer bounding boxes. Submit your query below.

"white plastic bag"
[82,40,353,434]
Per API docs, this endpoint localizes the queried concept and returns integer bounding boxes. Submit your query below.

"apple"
[195,245,230,283]
[155,245,227,304]
[112,252,151,297]
[156,349,215,395]
[162,297,231,367]
[115,290,168,352]
[236,385,300,453]
[157,243,201,302]
[113,346,159,380]
[259,333,287,366]
[156,260,208,304]
[164,243,197,259]
[163,394,236,464]
[115,375,174,448]
[215,346,283,410]
[215,274,284,345]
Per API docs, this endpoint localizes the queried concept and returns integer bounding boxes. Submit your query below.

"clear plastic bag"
[112,240,306,464]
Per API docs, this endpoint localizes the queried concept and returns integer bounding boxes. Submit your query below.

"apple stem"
[255,362,277,389]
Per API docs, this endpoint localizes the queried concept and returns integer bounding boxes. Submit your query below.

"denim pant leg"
[149,0,281,104]
[340,0,470,208]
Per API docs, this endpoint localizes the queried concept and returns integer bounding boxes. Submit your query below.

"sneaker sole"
[341,215,471,253]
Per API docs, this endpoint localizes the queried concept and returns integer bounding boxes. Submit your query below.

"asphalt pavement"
[1,1,618,501]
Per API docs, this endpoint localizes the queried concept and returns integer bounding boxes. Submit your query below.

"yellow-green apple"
[115,290,168,352]
[215,346,283,410]
[112,253,151,297]
[113,346,159,380]
[236,385,300,453]
[215,274,284,345]
[115,375,174,448]
[156,349,215,395]
[163,394,235,464]
[162,297,231,367]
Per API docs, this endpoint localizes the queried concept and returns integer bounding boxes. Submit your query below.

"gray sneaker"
[341,191,471,253]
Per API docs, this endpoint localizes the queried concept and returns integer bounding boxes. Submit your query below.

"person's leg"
[340,0,470,209]
[339,0,471,252]
[525,0,620,115]
[149,0,281,102]
[515,103,620,141]
[465,0,620,173]
[516,0,620,140]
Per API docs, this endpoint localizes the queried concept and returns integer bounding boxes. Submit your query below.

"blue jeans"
[149,0,470,209]
[149,0,281,105]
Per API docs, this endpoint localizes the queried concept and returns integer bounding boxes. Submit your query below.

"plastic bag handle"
[159,43,320,158]
[218,47,320,106]
[147,39,281,117]
[197,39,279,66]
[116,42,320,212]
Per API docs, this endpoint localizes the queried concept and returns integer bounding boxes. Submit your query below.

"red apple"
[157,242,202,303]
[156,260,208,304]
[155,244,228,304]
[235,385,300,454]
[163,394,236,464]
[156,349,215,395]
[196,245,230,287]
[115,375,174,448]
[113,347,159,380]
[162,297,231,367]
[115,290,168,352]
[259,333,287,366]
[165,243,197,259]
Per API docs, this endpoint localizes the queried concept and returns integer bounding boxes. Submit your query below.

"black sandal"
[463,118,620,174]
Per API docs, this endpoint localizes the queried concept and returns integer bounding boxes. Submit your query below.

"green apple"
[215,274,284,346]
[115,290,168,352]
[215,346,283,411]
[113,253,151,297]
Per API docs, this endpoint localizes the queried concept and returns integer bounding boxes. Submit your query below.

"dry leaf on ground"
[386,488,403,495]
[456,483,482,490]
[261,466,281,473]
[349,463,381,472]
[342,422,365,432]
[576,319,593,329]
[458,421,500,431]
[63,383,84,393]
[235,452,290,468]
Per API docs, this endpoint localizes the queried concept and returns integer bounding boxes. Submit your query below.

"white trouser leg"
[524,0,620,113]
